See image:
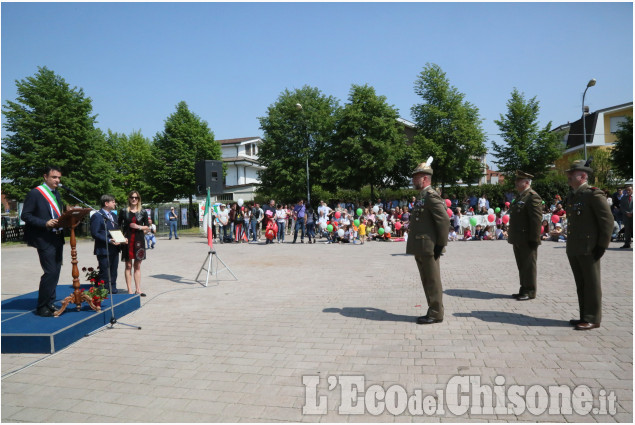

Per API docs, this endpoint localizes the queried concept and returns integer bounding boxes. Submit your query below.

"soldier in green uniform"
[507,171,543,301]
[565,160,613,330]
[406,158,450,325]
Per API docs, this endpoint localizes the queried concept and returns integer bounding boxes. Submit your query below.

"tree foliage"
[492,88,563,178]
[257,86,340,203]
[410,63,487,189]
[150,101,222,203]
[325,84,409,199]
[610,116,633,180]
[1,67,112,203]
[105,130,154,202]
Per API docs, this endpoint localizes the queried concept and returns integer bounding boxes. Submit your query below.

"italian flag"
[204,188,214,249]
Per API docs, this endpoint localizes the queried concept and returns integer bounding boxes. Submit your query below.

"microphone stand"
[59,187,141,334]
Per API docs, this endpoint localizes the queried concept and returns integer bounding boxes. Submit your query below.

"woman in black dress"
[118,190,149,296]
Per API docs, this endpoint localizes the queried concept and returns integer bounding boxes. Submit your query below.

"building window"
[246,144,252,156]
[610,116,628,133]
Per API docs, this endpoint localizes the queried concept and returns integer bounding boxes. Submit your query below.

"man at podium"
[20,165,65,317]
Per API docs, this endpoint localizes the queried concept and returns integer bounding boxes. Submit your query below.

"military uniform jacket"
[507,188,542,246]
[565,183,613,256]
[406,186,450,257]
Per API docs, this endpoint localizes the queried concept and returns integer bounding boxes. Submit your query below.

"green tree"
[105,130,154,202]
[492,88,563,178]
[150,101,222,225]
[410,63,487,190]
[610,116,633,180]
[325,84,409,200]
[257,86,340,204]
[1,67,112,203]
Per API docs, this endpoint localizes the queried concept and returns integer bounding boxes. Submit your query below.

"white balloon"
[337,229,345,237]
[372,205,379,213]
[487,208,494,215]
[385,226,392,233]
[237,198,244,206]
[320,222,327,229]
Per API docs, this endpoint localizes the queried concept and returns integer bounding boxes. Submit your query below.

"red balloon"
[445,199,451,207]
[487,214,495,223]
[505,202,510,207]
[502,215,510,224]
[395,222,402,230]
[551,214,560,224]
[447,208,453,218]
[334,211,341,219]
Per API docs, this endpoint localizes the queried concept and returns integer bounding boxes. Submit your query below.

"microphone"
[58,183,77,195]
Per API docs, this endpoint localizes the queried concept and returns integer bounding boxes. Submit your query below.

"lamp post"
[295,103,311,206]
[582,78,596,161]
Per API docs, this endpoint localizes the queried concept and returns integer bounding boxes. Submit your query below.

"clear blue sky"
[2,2,632,169]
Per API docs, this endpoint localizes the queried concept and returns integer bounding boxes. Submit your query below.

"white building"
[217,137,264,202]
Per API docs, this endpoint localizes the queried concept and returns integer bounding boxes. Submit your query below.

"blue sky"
[2,2,632,168]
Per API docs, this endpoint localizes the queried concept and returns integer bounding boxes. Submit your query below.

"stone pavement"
[1,234,632,422]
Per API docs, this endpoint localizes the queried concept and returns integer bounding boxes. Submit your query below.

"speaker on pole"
[195,160,224,194]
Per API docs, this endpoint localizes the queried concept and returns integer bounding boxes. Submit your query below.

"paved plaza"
[1,234,632,422]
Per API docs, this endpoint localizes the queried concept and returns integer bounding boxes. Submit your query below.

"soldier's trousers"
[567,254,602,324]
[415,255,444,320]
[513,244,537,298]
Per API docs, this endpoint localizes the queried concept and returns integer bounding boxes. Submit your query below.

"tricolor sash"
[35,184,62,218]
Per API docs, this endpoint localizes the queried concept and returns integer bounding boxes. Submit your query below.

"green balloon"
[354,219,360,227]
[495,207,500,213]
[542,200,545,204]
[327,224,333,232]
[469,217,477,226]
[356,208,363,216]
[378,228,385,235]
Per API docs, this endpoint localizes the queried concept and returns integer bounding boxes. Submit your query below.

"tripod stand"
[195,249,237,287]
[59,189,141,334]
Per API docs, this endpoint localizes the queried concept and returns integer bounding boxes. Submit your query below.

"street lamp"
[295,103,311,206]
[582,78,596,161]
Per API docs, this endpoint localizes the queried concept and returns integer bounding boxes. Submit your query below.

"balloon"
[504,202,510,207]
[445,199,451,207]
[337,229,345,237]
[542,201,545,204]
[395,222,402,230]
[378,228,385,235]
[488,208,494,215]
[320,222,327,229]
[266,210,273,217]
[237,198,244,207]
[373,205,379,213]
[502,215,510,224]
[385,226,392,233]
[356,208,363,216]
[334,211,341,219]
[495,207,500,213]
[354,219,360,227]
[469,217,477,226]
[488,214,495,223]
[551,215,560,224]
[327,224,333,232]
[447,208,453,218]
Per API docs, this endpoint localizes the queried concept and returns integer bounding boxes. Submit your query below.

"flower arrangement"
[81,266,108,304]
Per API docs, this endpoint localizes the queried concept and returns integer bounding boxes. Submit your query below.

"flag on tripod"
[204,188,214,249]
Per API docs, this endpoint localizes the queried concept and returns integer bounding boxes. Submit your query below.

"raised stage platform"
[1,285,141,354]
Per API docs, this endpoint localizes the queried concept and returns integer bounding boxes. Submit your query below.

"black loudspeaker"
[195,160,224,194]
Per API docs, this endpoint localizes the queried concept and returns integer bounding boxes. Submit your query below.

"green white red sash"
[35,184,62,218]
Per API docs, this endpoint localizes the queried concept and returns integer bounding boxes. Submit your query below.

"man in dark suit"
[507,171,543,301]
[90,194,125,294]
[619,184,632,249]
[565,160,613,331]
[406,158,450,325]
[21,165,65,317]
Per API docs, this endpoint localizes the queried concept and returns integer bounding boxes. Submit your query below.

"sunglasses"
[129,196,139,200]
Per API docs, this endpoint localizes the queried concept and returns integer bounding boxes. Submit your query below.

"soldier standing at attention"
[507,171,543,301]
[565,160,613,331]
[406,158,450,325]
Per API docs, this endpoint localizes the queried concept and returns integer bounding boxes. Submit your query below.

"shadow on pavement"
[149,274,197,285]
[454,310,569,327]
[445,289,510,300]
[323,307,416,323]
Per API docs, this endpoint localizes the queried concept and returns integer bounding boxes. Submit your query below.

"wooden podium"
[53,208,101,317]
